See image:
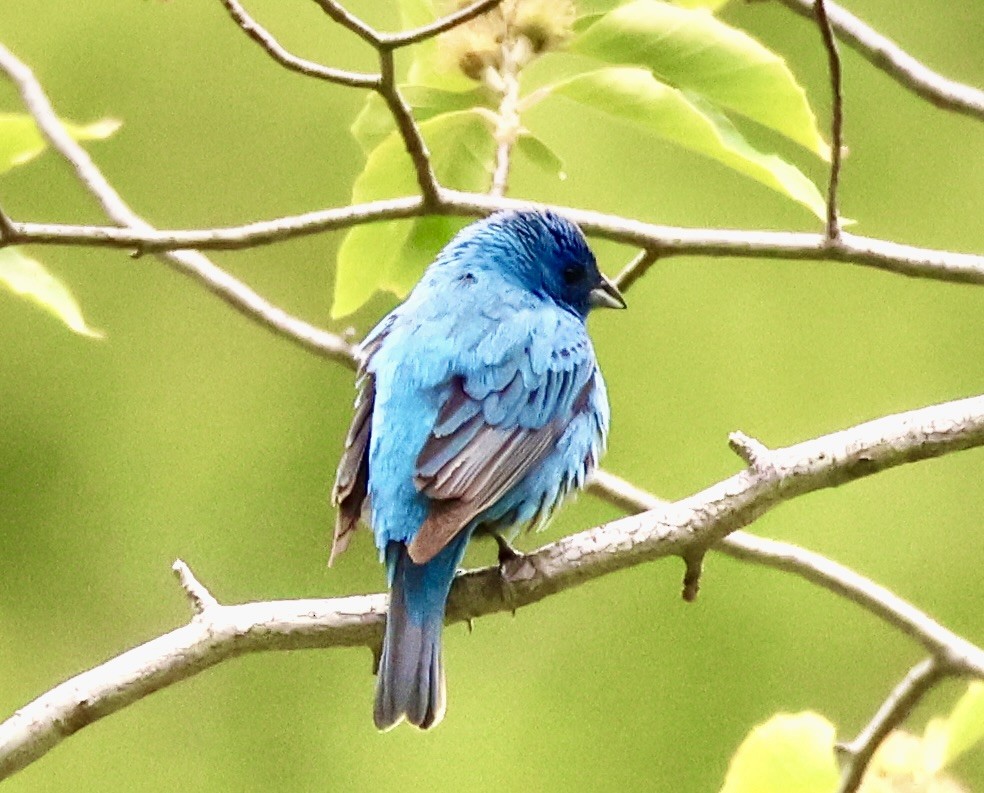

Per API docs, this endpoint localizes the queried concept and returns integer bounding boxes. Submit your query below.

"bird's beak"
[589,275,627,310]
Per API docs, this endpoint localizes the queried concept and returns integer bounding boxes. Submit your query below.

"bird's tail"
[374,535,468,731]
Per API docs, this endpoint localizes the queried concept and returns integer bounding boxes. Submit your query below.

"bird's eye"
[561,264,584,285]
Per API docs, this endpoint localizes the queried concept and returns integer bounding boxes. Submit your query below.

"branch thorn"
[681,550,705,602]
[728,430,772,472]
[171,559,219,615]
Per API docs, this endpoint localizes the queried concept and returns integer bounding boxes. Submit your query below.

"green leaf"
[720,713,839,793]
[0,248,103,338]
[350,94,395,156]
[551,67,826,219]
[0,113,120,174]
[333,110,495,317]
[350,86,493,155]
[516,132,566,180]
[925,681,984,773]
[572,0,829,158]
[673,0,730,9]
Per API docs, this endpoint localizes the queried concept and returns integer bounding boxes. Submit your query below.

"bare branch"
[836,658,946,793]
[0,42,357,366]
[2,396,982,779]
[0,204,15,242]
[774,0,984,121]
[814,0,844,241]
[613,248,659,292]
[218,0,379,88]
[591,469,984,674]
[377,50,442,204]
[9,199,984,287]
[311,0,381,47]
[382,0,505,49]
[0,581,388,781]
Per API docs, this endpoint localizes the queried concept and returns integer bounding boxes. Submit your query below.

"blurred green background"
[0,1,981,790]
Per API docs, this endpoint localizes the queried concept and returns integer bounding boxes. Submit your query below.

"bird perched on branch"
[331,208,624,730]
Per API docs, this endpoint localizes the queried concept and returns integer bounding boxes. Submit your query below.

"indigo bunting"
[331,209,624,730]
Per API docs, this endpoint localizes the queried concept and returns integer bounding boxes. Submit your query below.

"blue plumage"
[331,209,624,730]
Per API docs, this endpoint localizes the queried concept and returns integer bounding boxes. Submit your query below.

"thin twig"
[382,0,505,49]
[0,204,15,242]
[313,0,505,50]
[311,0,381,47]
[377,50,442,204]
[774,0,984,121]
[814,0,844,241]
[0,42,357,366]
[836,658,946,793]
[218,0,379,88]
[614,248,659,292]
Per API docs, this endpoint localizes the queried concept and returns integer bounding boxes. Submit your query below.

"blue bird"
[331,208,624,730]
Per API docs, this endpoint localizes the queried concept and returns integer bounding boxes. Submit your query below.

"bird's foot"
[492,533,522,566]
[494,535,536,616]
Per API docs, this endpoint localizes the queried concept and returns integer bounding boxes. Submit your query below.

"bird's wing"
[329,327,389,566]
[408,334,596,565]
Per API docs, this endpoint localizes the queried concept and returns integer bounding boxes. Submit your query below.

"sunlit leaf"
[550,67,826,219]
[516,132,566,180]
[0,248,103,338]
[924,681,984,773]
[673,0,730,9]
[720,712,839,793]
[0,113,121,174]
[350,94,395,157]
[333,110,495,317]
[572,0,829,158]
[579,0,729,12]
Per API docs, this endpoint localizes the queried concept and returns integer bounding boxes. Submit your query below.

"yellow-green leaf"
[0,113,120,174]
[720,712,839,793]
[332,110,495,318]
[925,681,984,773]
[0,248,103,338]
[517,133,566,180]
[572,0,829,158]
[673,0,730,9]
[551,67,826,219]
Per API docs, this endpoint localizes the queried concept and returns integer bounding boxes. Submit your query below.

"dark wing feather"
[407,362,593,565]
[329,329,388,565]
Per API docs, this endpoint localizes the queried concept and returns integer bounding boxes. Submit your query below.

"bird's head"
[443,209,626,319]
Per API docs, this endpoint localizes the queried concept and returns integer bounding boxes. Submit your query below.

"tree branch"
[7,200,984,287]
[1,394,982,779]
[311,0,382,47]
[836,658,946,793]
[774,0,984,121]
[218,0,379,88]
[589,470,984,673]
[813,0,844,241]
[381,0,505,49]
[377,49,442,204]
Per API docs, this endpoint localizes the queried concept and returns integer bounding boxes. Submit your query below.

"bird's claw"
[493,533,522,566]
